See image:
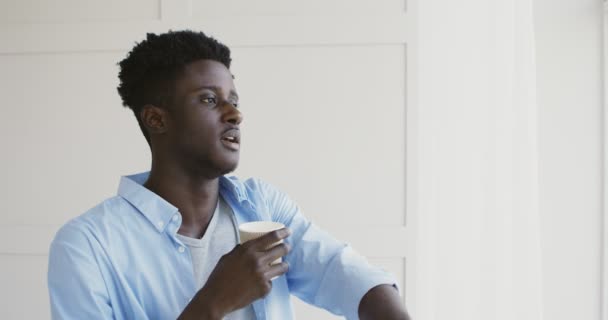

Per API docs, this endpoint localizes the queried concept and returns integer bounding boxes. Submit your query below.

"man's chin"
[218,161,239,176]
[202,153,239,177]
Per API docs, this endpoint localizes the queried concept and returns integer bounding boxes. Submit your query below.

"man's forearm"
[358,284,411,320]
[177,288,224,320]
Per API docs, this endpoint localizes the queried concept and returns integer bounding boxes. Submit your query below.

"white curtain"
[413,0,544,319]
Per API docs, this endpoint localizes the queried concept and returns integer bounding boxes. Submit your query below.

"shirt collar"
[219,175,249,203]
[117,171,178,233]
[117,171,251,233]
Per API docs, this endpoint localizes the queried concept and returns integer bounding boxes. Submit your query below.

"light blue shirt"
[48,172,398,320]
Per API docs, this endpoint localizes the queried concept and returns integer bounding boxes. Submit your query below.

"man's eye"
[201,97,216,104]
[231,101,239,108]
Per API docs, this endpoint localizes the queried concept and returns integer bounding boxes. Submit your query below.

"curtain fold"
[415,0,544,319]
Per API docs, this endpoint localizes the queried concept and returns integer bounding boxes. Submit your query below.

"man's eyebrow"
[190,86,239,98]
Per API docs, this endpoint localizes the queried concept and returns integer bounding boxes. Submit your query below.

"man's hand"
[178,227,291,320]
[358,284,411,320]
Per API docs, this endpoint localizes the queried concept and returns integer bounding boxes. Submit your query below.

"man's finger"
[250,228,291,250]
[261,243,291,265]
[264,262,289,280]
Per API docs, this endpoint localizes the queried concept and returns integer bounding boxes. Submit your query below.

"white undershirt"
[175,196,256,320]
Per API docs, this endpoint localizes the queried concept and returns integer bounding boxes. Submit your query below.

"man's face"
[164,59,242,177]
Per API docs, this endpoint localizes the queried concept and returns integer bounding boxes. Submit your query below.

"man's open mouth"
[220,130,240,151]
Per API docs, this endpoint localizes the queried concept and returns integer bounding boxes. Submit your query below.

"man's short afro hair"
[117,30,232,145]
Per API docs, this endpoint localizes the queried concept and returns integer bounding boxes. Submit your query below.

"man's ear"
[140,104,170,135]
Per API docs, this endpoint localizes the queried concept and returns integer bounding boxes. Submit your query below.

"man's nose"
[222,103,243,125]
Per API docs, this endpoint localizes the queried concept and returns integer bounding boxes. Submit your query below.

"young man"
[48,30,410,320]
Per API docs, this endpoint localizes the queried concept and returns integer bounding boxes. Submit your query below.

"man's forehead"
[183,59,229,72]
[178,60,233,82]
[173,60,237,95]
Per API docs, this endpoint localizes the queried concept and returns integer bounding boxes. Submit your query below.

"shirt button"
[178,246,185,253]
[172,215,179,222]
[157,221,164,228]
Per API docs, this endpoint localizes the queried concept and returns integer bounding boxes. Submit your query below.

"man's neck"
[144,164,220,239]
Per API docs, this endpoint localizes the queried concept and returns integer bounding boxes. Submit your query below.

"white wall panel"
[0,53,150,226]
[0,15,408,54]
[0,255,49,319]
[232,45,406,227]
[0,0,160,23]
[0,225,406,258]
[0,46,407,227]
[192,0,405,16]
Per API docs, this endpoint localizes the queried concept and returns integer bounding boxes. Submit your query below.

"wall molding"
[0,14,408,55]
[603,2,608,319]
[0,224,407,258]
[600,0,608,320]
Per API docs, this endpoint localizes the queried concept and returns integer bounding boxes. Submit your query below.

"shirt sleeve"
[256,179,400,320]
[47,223,115,320]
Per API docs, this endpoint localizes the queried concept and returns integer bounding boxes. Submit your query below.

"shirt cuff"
[314,245,401,320]
[344,269,400,320]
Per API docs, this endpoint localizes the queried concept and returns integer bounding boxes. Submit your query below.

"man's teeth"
[224,137,236,142]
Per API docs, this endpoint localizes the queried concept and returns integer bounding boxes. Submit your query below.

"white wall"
[0,0,603,319]
[534,1,603,320]
[0,1,411,319]
[412,0,604,319]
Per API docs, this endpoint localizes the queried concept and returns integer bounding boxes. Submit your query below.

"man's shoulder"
[73,195,136,226]
[52,196,139,246]
[223,175,281,197]
[221,176,294,215]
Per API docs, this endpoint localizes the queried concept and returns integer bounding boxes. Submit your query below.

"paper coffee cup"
[239,221,285,267]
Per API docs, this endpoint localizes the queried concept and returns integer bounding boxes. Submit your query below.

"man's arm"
[178,229,291,320]
[358,284,411,320]
[256,179,407,319]
[48,224,114,319]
